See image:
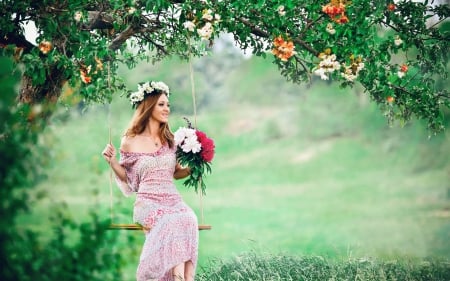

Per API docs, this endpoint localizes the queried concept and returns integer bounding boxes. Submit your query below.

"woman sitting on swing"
[102,81,198,281]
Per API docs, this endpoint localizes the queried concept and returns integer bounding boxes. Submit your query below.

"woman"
[102,81,198,281]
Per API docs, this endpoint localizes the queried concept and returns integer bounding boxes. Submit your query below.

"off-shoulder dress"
[116,144,198,281]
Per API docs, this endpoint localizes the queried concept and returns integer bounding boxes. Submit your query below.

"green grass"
[196,252,450,281]
[18,55,450,280]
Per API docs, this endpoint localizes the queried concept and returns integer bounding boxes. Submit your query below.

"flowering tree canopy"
[1,0,449,131]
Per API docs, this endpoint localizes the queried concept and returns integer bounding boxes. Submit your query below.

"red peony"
[196,130,215,162]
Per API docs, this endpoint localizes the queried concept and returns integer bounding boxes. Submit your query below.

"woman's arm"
[174,163,191,180]
[102,141,126,182]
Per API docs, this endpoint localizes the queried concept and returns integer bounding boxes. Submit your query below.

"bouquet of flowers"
[174,118,215,194]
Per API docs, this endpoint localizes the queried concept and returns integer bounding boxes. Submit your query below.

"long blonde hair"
[124,92,174,148]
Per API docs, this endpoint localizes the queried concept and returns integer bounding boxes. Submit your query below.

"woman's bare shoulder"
[120,135,136,151]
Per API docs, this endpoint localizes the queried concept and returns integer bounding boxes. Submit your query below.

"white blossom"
[183,21,196,32]
[202,9,213,21]
[74,11,82,22]
[397,71,405,78]
[313,68,329,80]
[319,55,340,72]
[341,60,364,82]
[341,68,357,82]
[277,6,286,16]
[197,22,213,40]
[326,23,336,35]
[394,36,403,46]
[313,53,344,80]
[356,62,365,72]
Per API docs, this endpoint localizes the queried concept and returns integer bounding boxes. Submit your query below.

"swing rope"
[107,42,210,231]
[187,38,206,227]
[107,61,115,224]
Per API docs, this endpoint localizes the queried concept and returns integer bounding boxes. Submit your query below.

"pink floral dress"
[115,144,198,281]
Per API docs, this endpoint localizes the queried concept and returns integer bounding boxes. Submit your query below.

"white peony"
[181,134,201,153]
[174,127,192,145]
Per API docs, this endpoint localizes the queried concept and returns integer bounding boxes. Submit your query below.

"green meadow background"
[18,47,449,279]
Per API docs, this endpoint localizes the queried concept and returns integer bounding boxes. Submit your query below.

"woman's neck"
[142,119,160,137]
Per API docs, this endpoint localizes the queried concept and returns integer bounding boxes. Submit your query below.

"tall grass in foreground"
[196,252,450,281]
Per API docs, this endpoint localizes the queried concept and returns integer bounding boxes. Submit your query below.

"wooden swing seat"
[108,223,211,231]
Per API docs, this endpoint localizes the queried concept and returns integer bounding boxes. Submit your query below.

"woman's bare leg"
[184,261,195,281]
[173,263,185,281]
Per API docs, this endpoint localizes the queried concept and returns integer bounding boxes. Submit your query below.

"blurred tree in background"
[0,0,448,130]
[0,55,125,280]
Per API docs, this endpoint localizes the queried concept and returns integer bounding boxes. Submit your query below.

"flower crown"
[128,81,170,109]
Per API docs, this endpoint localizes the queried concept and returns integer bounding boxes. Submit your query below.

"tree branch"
[108,25,136,51]
[83,11,114,30]
[237,17,319,57]
[0,32,35,52]
[237,17,268,38]
[292,38,319,57]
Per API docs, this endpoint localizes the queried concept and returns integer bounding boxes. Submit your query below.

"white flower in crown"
[151,81,170,95]
[129,81,170,109]
[139,81,154,94]
[129,91,145,105]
